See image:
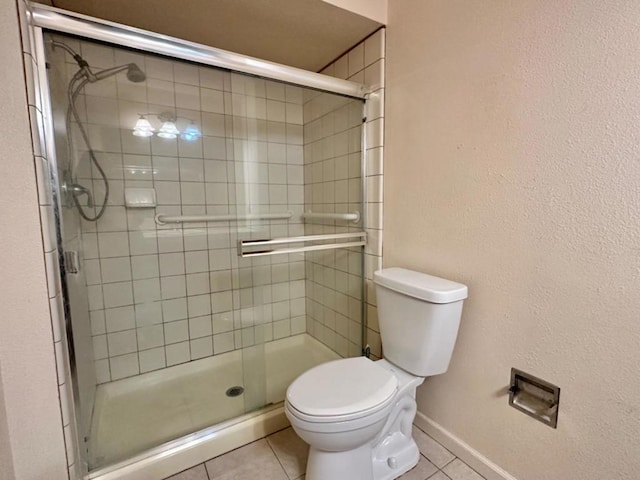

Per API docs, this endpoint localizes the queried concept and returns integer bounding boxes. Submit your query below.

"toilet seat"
[286,357,398,422]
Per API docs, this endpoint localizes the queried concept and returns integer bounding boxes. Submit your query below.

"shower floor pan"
[88,333,339,470]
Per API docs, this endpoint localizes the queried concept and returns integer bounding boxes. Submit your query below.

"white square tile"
[265,81,286,101]
[155,181,181,205]
[95,359,111,384]
[100,257,132,283]
[212,312,233,334]
[285,103,303,125]
[213,332,234,354]
[273,319,291,340]
[188,294,212,317]
[161,275,187,299]
[135,301,163,327]
[87,285,104,311]
[126,208,156,231]
[146,78,174,107]
[83,233,99,259]
[92,335,108,359]
[139,347,166,373]
[157,230,184,253]
[199,67,224,90]
[137,324,164,350]
[185,251,209,273]
[131,255,159,280]
[181,182,205,205]
[84,259,102,286]
[190,336,213,359]
[162,298,188,321]
[98,232,130,258]
[145,56,173,81]
[166,341,190,366]
[334,55,348,79]
[110,353,139,380]
[209,249,231,271]
[164,319,189,344]
[364,29,385,67]
[105,305,136,332]
[189,315,212,339]
[285,85,303,104]
[201,88,225,113]
[89,310,107,335]
[211,291,233,314]
[175,83,200,110]
[159,252,185,276]
[107,330,137,356]
[186,272,210,296]
[122,154,152,181]
[203,136,227,160]
[129,231,158,255]
[133,278,161,303]
[103,281,133,308]
[153,155,180,180]
[174,62,199,85]
[151,135,178,157]
[364,59,385,91]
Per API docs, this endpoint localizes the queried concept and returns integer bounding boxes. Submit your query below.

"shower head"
[126,63,146,83]
[92,63,146,83]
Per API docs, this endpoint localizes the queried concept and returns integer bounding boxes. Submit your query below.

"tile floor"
[165,424,486,480]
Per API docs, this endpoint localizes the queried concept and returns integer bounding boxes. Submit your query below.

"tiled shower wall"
[55,38,309,383]
[302,83,365,358]
[306,29,386,359]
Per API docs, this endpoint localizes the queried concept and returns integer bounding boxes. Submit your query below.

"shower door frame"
[28,4,370,479]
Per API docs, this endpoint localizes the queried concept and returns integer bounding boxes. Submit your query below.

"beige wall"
[0,371,15,480]
[385,1,640,479]
[0,0,69,478]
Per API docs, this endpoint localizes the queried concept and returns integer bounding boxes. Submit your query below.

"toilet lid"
[286,357,398,417]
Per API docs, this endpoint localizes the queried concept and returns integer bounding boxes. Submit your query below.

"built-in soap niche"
[508,368,560,428]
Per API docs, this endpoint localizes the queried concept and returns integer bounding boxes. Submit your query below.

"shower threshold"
[88,333,339,472]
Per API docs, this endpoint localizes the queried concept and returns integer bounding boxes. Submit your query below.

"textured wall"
[385,1,640,479]
[0,372,15,480]
[0,0,68,478]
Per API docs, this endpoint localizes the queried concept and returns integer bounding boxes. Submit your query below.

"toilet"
[285,267,468,480]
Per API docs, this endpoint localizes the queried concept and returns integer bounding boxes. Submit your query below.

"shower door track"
[28,4,369,99]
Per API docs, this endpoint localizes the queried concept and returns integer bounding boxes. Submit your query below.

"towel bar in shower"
[238,232,366,257]
[155,211,293,225]
[301,211,360,223]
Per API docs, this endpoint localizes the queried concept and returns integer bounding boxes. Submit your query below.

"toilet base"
[372,431,420,480]
[305,432,419,480]
[306,444,373,480]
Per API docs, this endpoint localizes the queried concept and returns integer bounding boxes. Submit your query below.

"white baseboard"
[413,411,518,480]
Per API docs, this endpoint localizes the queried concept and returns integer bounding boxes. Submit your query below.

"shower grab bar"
[155,211,293,225]
[302,211,361,223]
[238,232,366,258]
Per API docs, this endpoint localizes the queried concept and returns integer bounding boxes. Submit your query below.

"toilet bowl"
[285,357,425,480]
[286,268,468,480]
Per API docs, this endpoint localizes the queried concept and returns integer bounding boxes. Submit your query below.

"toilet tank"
[373,268,468,377]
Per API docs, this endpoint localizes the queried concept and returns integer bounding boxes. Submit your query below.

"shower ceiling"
[34,0,383,71]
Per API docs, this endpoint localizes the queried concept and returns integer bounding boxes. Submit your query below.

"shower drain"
[226,386,245,397]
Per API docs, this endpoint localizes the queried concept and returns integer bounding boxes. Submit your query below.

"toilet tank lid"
[374,268,468,304]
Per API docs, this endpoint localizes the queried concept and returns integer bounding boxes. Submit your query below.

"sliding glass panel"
[42,30,365,473]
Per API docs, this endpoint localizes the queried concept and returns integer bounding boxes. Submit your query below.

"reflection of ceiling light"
[157,121,180,139]
[132,116,154,137]
[181,122,201,141]
[132,112,201,141]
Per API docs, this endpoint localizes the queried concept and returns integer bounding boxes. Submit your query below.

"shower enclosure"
[31,5,369,478]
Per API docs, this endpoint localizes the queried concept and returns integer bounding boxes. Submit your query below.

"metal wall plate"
[509,368,560,428]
